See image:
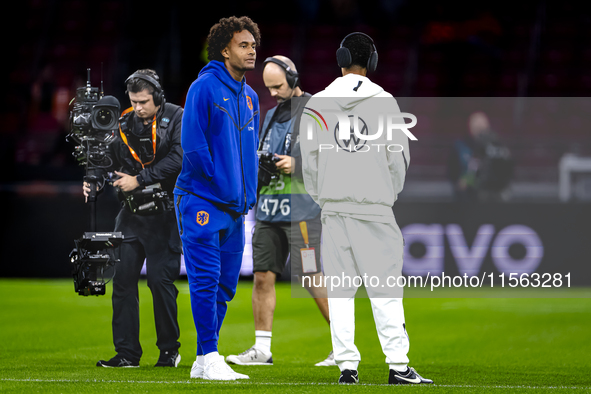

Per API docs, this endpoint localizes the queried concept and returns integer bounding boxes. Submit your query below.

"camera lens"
[90,96,120,131]
[96,109,113,127]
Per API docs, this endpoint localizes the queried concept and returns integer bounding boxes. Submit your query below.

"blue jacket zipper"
[238,81,247,214]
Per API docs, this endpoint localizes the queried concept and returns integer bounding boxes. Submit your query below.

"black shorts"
[252,215,322,277]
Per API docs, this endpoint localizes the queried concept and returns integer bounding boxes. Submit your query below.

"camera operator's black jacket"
[108,102,183,198]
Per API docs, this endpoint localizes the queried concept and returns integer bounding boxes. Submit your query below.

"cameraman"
[226,56,333,367]
[83,69,183,368]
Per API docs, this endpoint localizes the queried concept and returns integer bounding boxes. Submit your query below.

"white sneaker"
[315,350,337,366]
[203,354,249,381]
[232,370,250,380]
[191,358,249,379]
[190,360,204,379]
[226,347,273,366]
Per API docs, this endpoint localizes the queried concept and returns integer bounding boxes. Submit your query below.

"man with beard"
[226,56,333,368]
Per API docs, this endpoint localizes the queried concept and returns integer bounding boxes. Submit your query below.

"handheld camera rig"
[257,151,282,187]
[67,68,124,296]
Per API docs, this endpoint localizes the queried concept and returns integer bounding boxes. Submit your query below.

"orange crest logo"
[246,95,253,110]
[196,211,209,226]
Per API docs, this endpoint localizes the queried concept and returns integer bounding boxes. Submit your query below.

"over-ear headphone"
[263,57,300,89]
[336,32,378,73]
[125,72,165,106]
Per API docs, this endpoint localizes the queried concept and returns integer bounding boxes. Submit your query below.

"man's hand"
[82,182,98,203]
[113,171,140,192]
[274,154,295,174]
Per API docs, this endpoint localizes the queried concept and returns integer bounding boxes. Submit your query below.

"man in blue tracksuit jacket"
[174,16,261,380]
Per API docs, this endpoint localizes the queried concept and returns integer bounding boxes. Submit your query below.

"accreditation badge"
[299,221,317,273]
[301,248,317,274]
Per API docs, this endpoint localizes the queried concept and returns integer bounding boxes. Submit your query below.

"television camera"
[67,68,124,296]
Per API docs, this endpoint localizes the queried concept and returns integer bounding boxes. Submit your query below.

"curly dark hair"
[207,16,261,62]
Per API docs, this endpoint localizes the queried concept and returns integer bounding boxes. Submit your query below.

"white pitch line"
[1,378,590,390]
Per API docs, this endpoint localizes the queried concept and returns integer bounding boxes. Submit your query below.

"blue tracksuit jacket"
[174,60,259,355]
[175,60,260,215]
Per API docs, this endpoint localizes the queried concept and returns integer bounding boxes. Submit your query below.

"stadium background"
[2,0,590,281]
[1,1,591,392]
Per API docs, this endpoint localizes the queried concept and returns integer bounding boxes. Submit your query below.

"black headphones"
[263,57,300,89]
[125,72,165,106]
[336,32,378,73]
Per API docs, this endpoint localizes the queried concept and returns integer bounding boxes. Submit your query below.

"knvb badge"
[196,211,209,226]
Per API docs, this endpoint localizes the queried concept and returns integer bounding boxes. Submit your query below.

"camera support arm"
[83,171,100,232]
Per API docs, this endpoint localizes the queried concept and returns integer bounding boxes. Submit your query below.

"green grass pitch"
[1,278,590,393]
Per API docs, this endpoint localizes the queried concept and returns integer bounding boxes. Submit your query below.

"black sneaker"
[338,369,359,384]
[389,367,433,384]
[154,350,181,367]
[96,355,139,368]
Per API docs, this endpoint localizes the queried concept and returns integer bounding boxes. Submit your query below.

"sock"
[254,330,272,353]
[204,351,220,365]
[390,364,409,374]
[196,355,204,366]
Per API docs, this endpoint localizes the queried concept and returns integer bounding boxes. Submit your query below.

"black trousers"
[111,207,182,361]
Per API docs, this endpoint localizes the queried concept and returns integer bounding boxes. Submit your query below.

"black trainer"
[96,355,139,368]
[338,369,359,384]
[154,350,181,367]
[389,367,433,385]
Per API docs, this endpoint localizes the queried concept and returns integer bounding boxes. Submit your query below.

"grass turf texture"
[1,279,590,393]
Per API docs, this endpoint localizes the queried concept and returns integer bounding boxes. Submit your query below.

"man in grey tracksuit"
[300,32,433,385]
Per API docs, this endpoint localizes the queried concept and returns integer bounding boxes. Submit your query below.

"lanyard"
[119,107,157,168]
